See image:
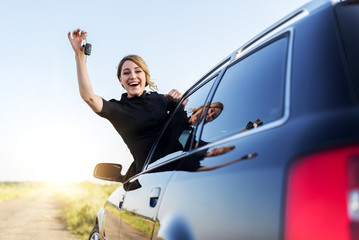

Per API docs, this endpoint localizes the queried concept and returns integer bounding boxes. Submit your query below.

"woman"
[68,29,185,174]
[188,102,224,126]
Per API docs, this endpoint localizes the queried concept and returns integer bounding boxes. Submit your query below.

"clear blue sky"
[0,0,311,182]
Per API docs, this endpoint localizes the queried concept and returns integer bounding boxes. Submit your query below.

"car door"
[115,75,218,239]
[103,184,127,239]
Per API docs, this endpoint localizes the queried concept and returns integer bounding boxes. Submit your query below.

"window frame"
[142,74,220,171]
[142,30,293,172]
[195,31,293,149]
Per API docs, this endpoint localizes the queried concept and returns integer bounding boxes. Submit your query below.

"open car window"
[146,76,217,169]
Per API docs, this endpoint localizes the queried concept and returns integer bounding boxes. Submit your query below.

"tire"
[88,225,100,240]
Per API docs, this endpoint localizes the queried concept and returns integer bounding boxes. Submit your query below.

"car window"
[198,35,289,144]
[335,4,359,98]
[146,77,216,169]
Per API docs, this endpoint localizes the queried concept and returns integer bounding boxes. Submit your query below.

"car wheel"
[88,225,100,240]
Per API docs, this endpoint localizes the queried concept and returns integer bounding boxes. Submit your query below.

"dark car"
[89,0,359,239]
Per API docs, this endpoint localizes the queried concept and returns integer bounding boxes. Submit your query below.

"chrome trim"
[97,207,106,238]
[183,57,231,97]
[190,29,295,153]
[143,152,190,174]
[227,0,341,65]
[235,10,308,60]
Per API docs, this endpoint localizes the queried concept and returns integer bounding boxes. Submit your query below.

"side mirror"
[93,163,125,182]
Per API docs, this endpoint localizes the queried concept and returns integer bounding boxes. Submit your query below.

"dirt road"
[0,189,80,240]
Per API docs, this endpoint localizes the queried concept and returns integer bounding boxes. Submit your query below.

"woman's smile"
[120,60,146,98]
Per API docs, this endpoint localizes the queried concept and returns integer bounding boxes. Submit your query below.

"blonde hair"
[117,55,156,89]
[191,102,224,114]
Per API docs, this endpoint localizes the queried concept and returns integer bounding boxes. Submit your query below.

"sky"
[0,0,311,182]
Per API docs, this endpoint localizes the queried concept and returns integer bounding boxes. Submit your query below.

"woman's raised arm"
[68,29,102,113]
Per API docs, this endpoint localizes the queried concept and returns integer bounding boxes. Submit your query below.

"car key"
[82,35,92,56]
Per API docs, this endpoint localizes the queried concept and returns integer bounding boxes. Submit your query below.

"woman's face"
[120,60,146,98]
[205,107,222,123]
[188,107,222,126]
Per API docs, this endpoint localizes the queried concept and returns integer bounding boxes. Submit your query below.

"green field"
[0,182,43,202]
[53,181,119,240]
[0,181,116,240]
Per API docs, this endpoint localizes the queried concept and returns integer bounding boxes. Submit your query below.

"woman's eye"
[136,70,142,73]
[123,72,130,75]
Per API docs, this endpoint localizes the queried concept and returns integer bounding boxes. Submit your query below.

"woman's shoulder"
[103,98,121,106]
[147,91,161,96]
[146,91,173,106]
[147,91,166,100]
[109,98,120,103]
[103,98,123,109]
[96,98,122,118]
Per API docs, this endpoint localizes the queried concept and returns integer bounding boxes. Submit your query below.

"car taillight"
[285,145,359,240]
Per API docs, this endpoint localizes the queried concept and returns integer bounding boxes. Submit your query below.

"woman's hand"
[68,28,103,113]
[165,89,189,108]
[240,118,264,133]
[165,89,183,102]
[68,28,87,56]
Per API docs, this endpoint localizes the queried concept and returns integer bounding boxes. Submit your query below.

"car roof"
[184,0,342,96]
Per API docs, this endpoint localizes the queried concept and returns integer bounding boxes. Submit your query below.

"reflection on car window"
[147,77,216,168]
[199,36,288,144]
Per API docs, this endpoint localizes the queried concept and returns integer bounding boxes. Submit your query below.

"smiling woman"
[68,29,187,176]
[117,55,156,97]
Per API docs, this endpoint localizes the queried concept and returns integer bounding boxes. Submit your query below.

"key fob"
[84,43,92,56]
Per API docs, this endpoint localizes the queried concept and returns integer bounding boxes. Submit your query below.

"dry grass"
[0,181,117,240]
[0,182,43,202]
[53,181,118,240]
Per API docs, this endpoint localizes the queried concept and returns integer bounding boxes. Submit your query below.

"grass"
[0,181,118,239]
[0,182,43,202]
[53,181,118,240]
[121,209,156,238]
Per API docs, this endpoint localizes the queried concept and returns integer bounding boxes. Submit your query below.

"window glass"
[335,5,359,97]
[199,36,288,144]
[147,77,216,168]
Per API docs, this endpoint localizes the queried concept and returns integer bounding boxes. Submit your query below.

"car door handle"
[149,187,161,208]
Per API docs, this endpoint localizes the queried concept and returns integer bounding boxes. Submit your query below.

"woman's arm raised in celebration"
[68,28,102,113]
